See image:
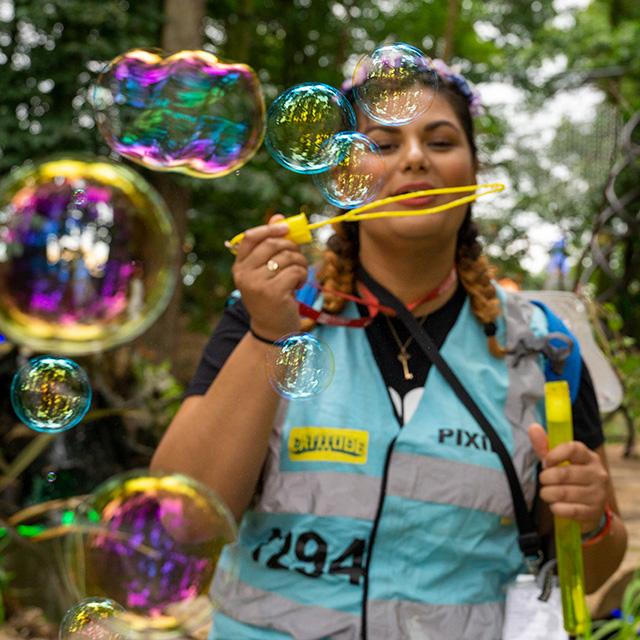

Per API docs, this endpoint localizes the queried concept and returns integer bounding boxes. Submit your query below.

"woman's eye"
[429,140,454,148]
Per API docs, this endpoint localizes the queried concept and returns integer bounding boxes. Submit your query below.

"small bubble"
[72,188,87,206]
[264,83,355,174]
[265,332,334,400]
[60,597,128,640]
[353,43,437,125]
[47,471,57,482]
[10,356,92,433]
[313,131,385,208]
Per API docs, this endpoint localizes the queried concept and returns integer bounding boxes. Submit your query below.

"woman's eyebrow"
[424,120,461,132]
[362,120,461,135]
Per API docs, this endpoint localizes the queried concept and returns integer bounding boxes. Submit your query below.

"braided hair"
[301,67,505,359]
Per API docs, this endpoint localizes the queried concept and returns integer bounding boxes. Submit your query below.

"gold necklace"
[384,314,428,381]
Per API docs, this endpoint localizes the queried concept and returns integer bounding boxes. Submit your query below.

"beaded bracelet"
[581,503,613,547]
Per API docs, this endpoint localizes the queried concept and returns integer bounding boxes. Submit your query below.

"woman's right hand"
[232,214,309,341]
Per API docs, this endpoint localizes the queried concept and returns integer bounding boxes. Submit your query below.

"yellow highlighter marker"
[544,380,591,637]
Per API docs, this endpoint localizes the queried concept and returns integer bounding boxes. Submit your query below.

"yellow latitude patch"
[288,427,369,464]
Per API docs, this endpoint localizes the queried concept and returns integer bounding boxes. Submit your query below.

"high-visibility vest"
[210,287,580,640]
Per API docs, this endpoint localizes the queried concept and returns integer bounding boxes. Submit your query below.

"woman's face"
[355,91,477,246]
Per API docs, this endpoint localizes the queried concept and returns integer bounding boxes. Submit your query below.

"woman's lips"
[392,184,437,208]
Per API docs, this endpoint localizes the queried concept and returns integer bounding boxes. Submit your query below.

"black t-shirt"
[186,286,604,450]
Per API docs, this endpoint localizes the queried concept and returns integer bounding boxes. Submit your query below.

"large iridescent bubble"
[265,83,356,173]
[94,49,265,178]
[66,470,238,640]
[0,157,178,355]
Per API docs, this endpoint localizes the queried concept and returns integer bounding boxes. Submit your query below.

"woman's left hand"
[528,423,609,535]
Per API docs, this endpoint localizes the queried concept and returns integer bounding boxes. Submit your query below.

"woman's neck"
[358,239,459,315]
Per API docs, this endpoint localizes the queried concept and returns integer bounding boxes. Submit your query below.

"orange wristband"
[581,503,613,547]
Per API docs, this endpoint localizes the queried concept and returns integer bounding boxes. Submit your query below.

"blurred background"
[0,0,639,635]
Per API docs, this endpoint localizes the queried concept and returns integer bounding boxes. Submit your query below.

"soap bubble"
[353,43,438,125]
[47,472,57,482]
[60,597,129,640]
[265,332,335,400]
[66,470,238,640]
[73,189,87,206]
[11,356,91,433]
[312,132,386,208]
[94,48,265,178]
[265,83,356,173]
[0,157,178,355]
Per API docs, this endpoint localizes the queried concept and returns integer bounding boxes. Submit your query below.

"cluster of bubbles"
[265,332,335,401]
[1,44,438,426]
[0,157,178,355]
[259,44,436,401]
[94,49,265,178]
[61,469,239,640]
[264,43,437,209]
[10,355,91,433]
[91,43,435,209]
[0,45,408,640]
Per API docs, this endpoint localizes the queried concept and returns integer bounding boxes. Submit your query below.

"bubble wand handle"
[224,183,504,253]
[544,381,591,637]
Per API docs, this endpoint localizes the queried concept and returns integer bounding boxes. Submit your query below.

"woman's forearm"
[150,332,283,521]
[582,505,628,593]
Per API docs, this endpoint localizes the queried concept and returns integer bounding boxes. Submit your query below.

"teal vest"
[210,290,562,640]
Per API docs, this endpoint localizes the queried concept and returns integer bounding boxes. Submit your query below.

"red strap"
[297,301,376,328]
[298,266,458,327]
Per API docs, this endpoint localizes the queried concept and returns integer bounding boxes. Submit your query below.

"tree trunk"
[441,0,460,63]
[140,0,206,368]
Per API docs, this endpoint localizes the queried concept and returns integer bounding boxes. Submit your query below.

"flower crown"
[341,57,484,118]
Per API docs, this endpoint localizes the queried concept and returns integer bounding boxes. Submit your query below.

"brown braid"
[300,221,358,333]
[455,211,506,358]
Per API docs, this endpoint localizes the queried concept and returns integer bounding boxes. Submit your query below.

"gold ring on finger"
[267,259,279,272]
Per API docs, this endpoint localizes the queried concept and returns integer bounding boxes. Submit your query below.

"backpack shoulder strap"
[530,300,582,403]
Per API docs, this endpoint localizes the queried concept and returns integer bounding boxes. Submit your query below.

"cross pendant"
[397,351,414,380]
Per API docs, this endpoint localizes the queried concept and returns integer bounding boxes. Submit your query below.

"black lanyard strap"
[358,267,542,559]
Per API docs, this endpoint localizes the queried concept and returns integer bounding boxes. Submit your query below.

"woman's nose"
[401,137,428,172]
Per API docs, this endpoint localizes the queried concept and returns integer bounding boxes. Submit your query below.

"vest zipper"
[360,434,398,640]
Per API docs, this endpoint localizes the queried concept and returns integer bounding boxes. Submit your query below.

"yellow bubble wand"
[544,380,591,637]
[225,182,505,253]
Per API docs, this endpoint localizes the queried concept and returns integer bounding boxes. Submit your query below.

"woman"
[151,61,627,639]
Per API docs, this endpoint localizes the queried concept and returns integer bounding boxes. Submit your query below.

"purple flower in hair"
[430,58,485,117]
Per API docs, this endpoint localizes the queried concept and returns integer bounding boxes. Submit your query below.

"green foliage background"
[0,0,638,334]
[0,0,639,626]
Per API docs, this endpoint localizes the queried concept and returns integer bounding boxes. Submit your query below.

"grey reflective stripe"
[386,452,514,518]
[367,598,504,640]
[256,471,381,520]
[217,572,361,640]
[504,293,547,509]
